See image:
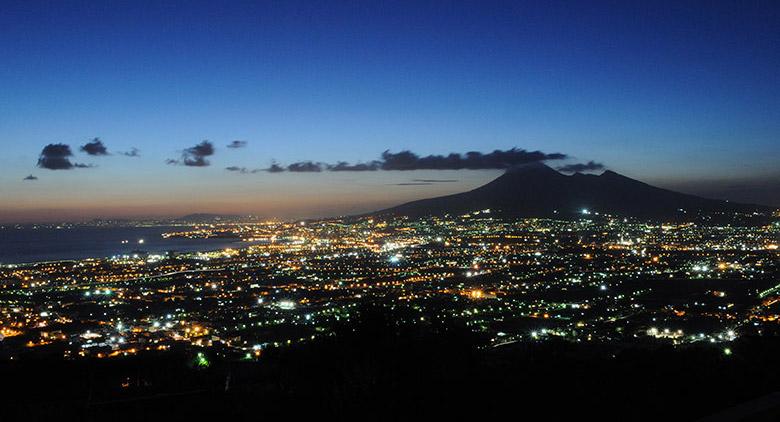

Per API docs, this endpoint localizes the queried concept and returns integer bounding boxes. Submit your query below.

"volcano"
[376,163,773,219]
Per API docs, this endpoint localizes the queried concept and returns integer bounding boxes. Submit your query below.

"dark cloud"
[225,166,247,173]
[263,148,566,174]
[227,140,247,149]
[23,174,38,181]
[557,161,605,173]
[168,140,215,167]
[37,143,90,170]
[121,147,140,157]
[412,179,458,183]
[288,161,323,172]
[328,161,381,171]
[393,182,433,186]
[80,138,109,156]
[379,148,566,170]
[266,162,286,173]
[225,166,261,174]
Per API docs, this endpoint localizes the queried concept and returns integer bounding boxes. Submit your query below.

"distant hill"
[175,213,243,223]
[375,163,774,220]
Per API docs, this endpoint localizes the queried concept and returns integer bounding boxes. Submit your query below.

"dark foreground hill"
[377,163,773,219]
[5,306,780,421]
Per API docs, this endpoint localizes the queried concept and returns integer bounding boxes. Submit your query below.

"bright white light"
[278,300,296,310]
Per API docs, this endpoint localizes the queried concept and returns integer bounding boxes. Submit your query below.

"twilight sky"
[1,0,779,222]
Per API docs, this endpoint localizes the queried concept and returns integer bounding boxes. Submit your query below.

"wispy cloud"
[378,149,566,170]
[168,141,215,167]
[287,161,323,172]
[120,147,140,157]
[227,140,247,149]
[225,166,262,174]
[328,161,381,171]
[259,148,567,174]
[557,161,605,173]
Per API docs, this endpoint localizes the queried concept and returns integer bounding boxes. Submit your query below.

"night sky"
[2,0,779,222]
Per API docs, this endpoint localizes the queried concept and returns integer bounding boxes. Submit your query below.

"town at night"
[3,211,780,360]
[2,1,780,420]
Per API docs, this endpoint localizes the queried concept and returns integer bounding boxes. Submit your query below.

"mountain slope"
[376,163,772,219]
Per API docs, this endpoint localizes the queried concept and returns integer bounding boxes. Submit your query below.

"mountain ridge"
[374,164,774,219]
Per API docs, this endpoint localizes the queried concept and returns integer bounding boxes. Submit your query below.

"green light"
[195,352,210,367]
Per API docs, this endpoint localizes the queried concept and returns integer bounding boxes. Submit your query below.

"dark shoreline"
[0,226,248,265]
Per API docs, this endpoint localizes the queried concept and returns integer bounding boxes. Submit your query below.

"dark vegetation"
[4,306,780,421]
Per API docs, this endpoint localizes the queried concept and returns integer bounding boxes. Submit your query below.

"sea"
[0,226,248,264]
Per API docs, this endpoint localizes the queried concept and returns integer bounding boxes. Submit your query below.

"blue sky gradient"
[1,1,778,221]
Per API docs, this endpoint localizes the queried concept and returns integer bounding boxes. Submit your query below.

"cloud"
[263,148,567,174]
[121,147,140,157]
[80,138,109,156]
[266,162,286,173]
[393,182,433,186]
[288,161,323,172]
[412,179,458,183]
[227,140,247,149]
[379,148,566,170]
[216,148,571,175]
[328,161,381,171]
[37,143,90,170]
[23,174,38,181]
[225,166,261,174]
[557,161,605,173]
[225,166,247,173]
[168,140,215,167]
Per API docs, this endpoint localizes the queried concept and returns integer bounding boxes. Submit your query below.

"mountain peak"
[600,169,622,177]
[375,164,772,219]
